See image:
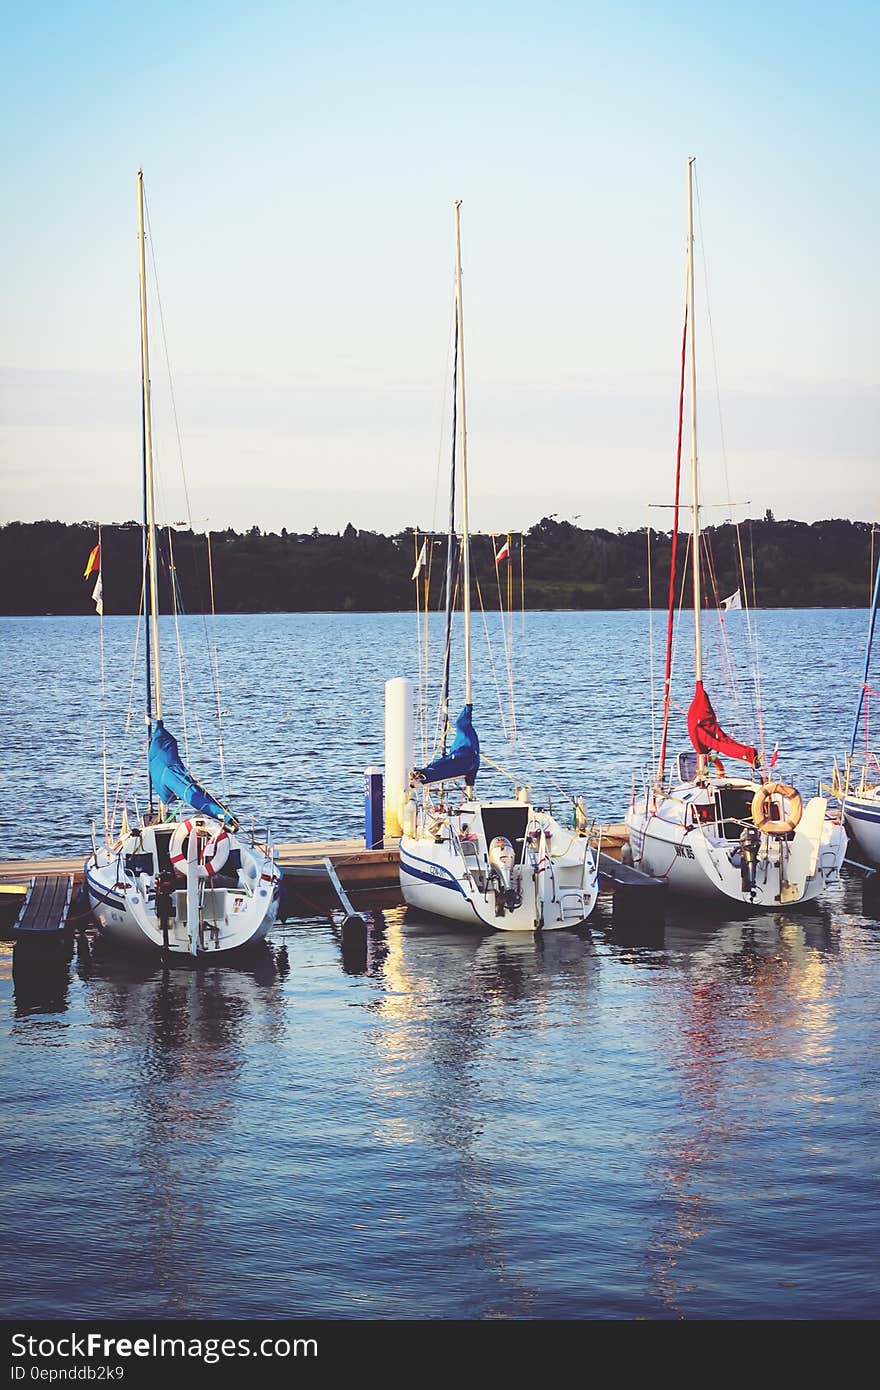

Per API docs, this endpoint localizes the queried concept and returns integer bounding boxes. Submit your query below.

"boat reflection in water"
[78,940,288,1319]
[349,909,601,1317]
[11,936,75,1019]
[632,894,848,1317]
[4,869,873,1319]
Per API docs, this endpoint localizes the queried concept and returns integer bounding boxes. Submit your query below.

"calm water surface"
[0,611,877,1319]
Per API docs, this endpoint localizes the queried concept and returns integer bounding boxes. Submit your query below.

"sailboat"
[833,556,880,863]
[626,159,847,906]
[398,201,599,932]
[84,171,281,956]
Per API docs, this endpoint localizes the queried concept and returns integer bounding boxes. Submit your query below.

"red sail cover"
[687,681,758,766]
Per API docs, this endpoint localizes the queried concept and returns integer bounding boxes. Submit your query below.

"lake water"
[1,610,878,1320]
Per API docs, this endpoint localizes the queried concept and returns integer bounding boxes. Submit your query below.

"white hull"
[400,798,599,932]
[86,816,281,957]
[842,792,880,865]
[627,779,847,907]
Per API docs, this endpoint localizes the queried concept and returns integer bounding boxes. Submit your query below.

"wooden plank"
[14,874,73,935]
[0,825,631,894]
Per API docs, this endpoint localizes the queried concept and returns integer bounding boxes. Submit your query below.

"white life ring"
[203,828,230,877]
[169,820,230,878]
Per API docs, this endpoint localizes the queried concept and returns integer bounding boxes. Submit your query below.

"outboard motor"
[739,825,761,897]
[488,836,519,914]
[155,868,177,954]
[488,836,516,889]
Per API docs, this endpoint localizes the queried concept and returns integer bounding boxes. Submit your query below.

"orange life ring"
[751,781,803,835]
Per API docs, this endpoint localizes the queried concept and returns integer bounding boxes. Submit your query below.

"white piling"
[384,677,414,838]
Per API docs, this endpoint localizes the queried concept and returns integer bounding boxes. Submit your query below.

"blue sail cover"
[414,704,480,787]
[148,720,238,829]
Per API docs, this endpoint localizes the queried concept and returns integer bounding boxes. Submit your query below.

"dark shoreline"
[1,514,876,615]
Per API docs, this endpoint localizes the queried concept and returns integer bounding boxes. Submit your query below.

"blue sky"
[2,1,877,533]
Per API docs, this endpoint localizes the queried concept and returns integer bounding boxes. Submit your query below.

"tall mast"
[138,170,163,729]
[453,199,472,705]
[686,157,704,775]
[441,314,459,751]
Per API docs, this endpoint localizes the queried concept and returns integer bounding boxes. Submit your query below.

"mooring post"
[364,766,384,850]
[384,677,413,839]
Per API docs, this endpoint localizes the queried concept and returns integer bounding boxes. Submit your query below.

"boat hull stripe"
[399,852,467,896]
[84,874,127,912]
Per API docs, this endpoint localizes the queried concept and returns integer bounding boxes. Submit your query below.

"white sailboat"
[85,170,281,957]
[833,556,880,863]
[626,159,846,906]
[399,201,599,932]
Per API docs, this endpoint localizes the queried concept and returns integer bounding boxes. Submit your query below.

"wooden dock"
[276,838,400,887]
[0,824,635,922]
[10,874,74,939]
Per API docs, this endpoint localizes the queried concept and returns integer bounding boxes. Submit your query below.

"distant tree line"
[0,515,876,615]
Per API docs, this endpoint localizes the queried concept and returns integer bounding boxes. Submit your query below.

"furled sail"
[413,704,481,786]
[687,681,759,767]
[148,720,239,828]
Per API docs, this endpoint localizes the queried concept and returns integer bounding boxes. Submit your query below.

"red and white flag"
[495,538,511,564]
[769,741,779,767]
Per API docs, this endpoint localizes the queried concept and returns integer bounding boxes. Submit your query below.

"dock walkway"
[0,825,635,917]
[11,874,74,937]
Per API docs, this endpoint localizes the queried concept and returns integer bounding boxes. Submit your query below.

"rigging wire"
[144,187,227,785]
[441,309,460,756]
[747,522,767,757]
[165,524,190,759]
[474,572,508,741]
[702,530,746,728]
[430,286,458,537]
[657,275,689,783]
[205,531,228,794]
[492,534,517,740]
[694,168,765,759]
[425,536,437,759]
[520,532,526,640]
[144,192,194,526]
[413,529,426,763]
[96,524,109,843]
[112,572,147,832]
[647,522,656,775]
[507,533,516,738]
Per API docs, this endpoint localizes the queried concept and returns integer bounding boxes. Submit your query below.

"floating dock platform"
[6,873,74,940]
[0,824,642,924]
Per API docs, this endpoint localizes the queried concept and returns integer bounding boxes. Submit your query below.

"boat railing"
[449,826,485,895]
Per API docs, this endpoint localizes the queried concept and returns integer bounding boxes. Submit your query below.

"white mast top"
[453,200,472,706]
[686,156,703,772]
[137,169,162,721]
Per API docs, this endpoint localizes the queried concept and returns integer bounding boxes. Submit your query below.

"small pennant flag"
[91,575,104,616]
[83,544,101,578]
[411,540,427,580]
[769,741,779,768]
[495,538,511,564]
[721,588,742,611]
